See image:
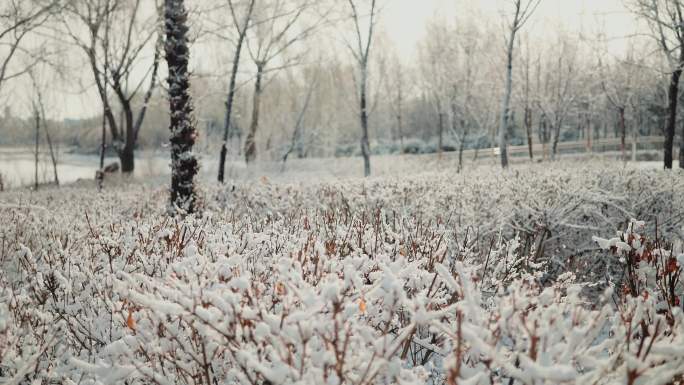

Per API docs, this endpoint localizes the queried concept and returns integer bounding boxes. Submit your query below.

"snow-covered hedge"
[1,163,684,384]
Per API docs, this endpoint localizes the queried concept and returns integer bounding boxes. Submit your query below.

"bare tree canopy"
[0,0,58,93]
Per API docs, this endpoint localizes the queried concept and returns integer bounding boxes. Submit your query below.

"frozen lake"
[0,147,170,189]
[0,145,664,190]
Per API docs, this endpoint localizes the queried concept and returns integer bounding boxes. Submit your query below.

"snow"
[0,160,683,384]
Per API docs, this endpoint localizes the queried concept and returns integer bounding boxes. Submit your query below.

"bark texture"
[165,0,199,213]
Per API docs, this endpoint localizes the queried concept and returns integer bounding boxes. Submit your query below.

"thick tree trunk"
[119,103,135,173]
[244,62,264,164]
[360,64,371,177]
[165,0,199,213]
[218,1,253,182]
[120,146,134,173]
[665,68,680,169]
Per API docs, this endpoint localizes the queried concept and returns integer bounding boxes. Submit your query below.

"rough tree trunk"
[244,62,264,164]
[165,0,199,213]
[665,68,680,169]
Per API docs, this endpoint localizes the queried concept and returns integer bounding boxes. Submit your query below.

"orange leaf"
[127,310,136,331]
[359,298,367,314]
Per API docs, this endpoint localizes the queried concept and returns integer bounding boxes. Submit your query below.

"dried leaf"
[127,310,136,331]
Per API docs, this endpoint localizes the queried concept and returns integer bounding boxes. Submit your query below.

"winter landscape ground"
[5,0,684,383]
[1,158,684,384]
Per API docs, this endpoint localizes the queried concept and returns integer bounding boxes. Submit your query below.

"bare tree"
[0,0,57,95]
[383,49,407,151]
[217,0,256,182]
[546,40,576,160]
[32,97,40,190]
[520,33,534,160]
[632,0,684,168]
[165,0,198,213]
[242,0,316,164]
[345,0,380,177]
[498,0,540,168]
[28,68,59,186]
[453,19,479,171]
[418,16,453,161]
[599,60,632,162]
[282,66,318,170]
[62,0,162,173]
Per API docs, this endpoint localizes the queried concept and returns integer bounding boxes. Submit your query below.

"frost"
[1,164,683,384]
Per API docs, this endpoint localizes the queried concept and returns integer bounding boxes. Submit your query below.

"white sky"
[383,0,638,57]
[3,0,641,120]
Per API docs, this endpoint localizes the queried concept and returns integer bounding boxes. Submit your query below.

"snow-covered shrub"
[1,162,684,384]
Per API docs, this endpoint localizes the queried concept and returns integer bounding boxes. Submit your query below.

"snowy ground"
[1,159,683,384]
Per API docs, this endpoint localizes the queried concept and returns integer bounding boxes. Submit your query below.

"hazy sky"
[3,0,641,121]
[384,0,638,57]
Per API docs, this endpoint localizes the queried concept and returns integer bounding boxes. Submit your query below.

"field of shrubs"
[1,161,684,384]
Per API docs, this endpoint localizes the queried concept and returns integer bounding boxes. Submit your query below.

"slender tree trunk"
[438,112,444,159]
[458,119,467,172]
[665,68,680,169]
[586,110,592,153]
[618,106,626,161]
[632,120,637,162]
[244,62,264,164]
[42,113,59,185]
[218,1,253,182]
[33,82,59,186]
[397,112,404,152]
[282,76,316,170]
[397,83,404,151]
[34,109,40,190]
[499,30,516,168]
[360,63,371,177]
[551,122,560,160]
[540,113,548,160]
[165,0,199,213]
[525,107,533,160]
[680,108,684,168]
[98,108,106,189]
[100,113,106,171]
